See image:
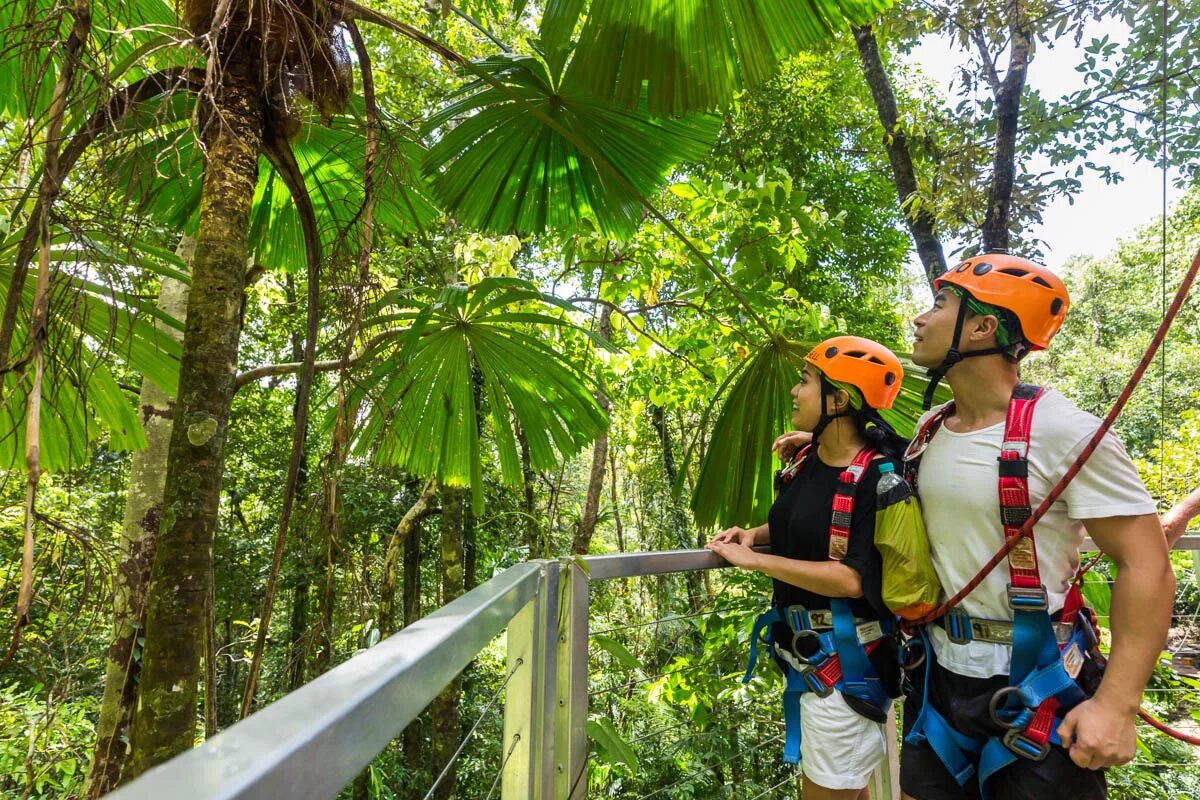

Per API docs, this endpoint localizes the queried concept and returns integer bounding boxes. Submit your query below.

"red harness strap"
[781,444,877,560]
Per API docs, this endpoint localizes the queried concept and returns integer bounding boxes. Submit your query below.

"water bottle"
[876,462,911,509]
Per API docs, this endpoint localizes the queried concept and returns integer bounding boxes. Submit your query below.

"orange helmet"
[934,253,1070,350]
[804,336,904,410]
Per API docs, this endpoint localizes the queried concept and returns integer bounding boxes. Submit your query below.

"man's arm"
[1162,485,1200,547]
[1057,513,1174,769]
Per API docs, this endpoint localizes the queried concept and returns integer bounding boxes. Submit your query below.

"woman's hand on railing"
[708,526,757,547]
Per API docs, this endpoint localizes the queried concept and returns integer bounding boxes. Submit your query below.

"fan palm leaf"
[0,232,184,470]
[543,0,895,116]
[347,277,608,509]
[422,54,721,240]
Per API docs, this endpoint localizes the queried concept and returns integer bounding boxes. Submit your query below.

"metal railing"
[105,538,1200,800]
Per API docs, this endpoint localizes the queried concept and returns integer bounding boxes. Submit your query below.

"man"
[899,253,1174,800]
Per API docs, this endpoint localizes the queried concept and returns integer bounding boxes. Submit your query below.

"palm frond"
[347,279,608,509]
[565,0,894,116]
[422,55,721,240]
[0,232,183,471]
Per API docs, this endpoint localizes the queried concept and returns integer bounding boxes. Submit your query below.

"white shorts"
[798,690,887,790]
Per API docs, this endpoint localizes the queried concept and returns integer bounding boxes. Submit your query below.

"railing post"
[868,702,901,800]
[503,561,559,800]
[555,560,589,799]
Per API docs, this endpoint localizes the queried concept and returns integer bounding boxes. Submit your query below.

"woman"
[707,335,908,800]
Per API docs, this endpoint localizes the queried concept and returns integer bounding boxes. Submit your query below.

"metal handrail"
[102,537,1200,800]
[105,561,545,800]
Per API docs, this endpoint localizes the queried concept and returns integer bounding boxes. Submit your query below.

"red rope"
[911,246,1200,628]
[1139,709,1200,746]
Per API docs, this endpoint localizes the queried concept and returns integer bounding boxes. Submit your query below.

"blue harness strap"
[744,602,892,764]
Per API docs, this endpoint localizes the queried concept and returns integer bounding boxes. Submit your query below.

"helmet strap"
[921,299,1006,410]
[813,375,853,440]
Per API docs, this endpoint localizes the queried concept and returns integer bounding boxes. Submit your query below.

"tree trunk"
[126,30,263,776]
[573,305,613,555]
[380,479,437,636]
[981,2,1032,252]
[204,560,219,738]
[852,24,946,289]
[401,521,423,791]
[86,240,192,797]
[429,486,465,800]
[609,447,624,553]
[240,253,321,719]
[518,426,541,558]
[650,404,701,611]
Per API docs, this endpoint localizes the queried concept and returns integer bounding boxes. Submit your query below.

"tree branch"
[981,0,1033,252]
[233,327,404,390]
[852,24,946,290]
[333,0,466,66]
[971,26,1002,96]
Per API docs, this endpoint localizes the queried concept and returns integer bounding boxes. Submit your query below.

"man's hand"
[1056,697,1138,770]
[772,431,812,462]
[705,538,760,569]
[708,526,755,547]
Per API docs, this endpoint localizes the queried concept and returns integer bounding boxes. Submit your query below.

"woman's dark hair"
[855,407,909,461]
[815,375,910,461]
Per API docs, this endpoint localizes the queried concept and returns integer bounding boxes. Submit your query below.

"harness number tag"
[828,535,848,560]
[856,621,883,643]
[1008,537,1037,571]
[1062,642,1084,680]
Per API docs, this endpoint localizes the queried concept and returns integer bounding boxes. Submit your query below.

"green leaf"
[423,55,721,240]
[567,0,895,116]
[350,283,609,507]
[586,717,639,771]
[592,634,643,671]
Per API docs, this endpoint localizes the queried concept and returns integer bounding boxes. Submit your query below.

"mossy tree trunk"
[86,240,192,797]
[125,27,264,777]
[428,486,465,800]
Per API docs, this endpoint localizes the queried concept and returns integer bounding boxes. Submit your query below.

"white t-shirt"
[911,389,1156,678]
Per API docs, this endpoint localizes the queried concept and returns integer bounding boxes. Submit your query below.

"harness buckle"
[943,609,973,644]
[1002,729,1051,761]
[1006,583,1048,612]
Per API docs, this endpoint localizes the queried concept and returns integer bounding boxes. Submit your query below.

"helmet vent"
[1031,276,1053,288]
[998,267,1029,277]
[884,372,897,386]
[1050,298,1064,315]
[825,346,839,358]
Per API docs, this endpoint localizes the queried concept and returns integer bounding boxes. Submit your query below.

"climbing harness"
[902,245,1200,782]
[904,384,1108,790]
[746,445,894,763]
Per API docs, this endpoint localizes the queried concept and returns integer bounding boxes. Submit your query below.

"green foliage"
[423,55,722,240]
[349,278,609,508]
[564,0,895,115]
[0,684,97,798]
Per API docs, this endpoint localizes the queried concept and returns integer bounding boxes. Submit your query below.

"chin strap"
[922,299,1008,410]
[812,376,854,440]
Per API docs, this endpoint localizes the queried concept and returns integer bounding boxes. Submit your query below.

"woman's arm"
[705,539,864,598]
